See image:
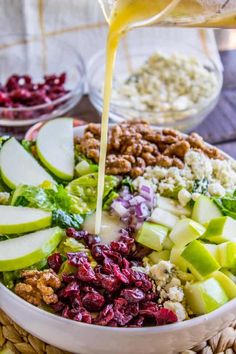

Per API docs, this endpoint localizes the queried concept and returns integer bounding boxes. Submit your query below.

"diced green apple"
[0,206,52,234]
[157,196,191,217]
[0,227,64,271]
[36,118,74,180]
[217,242,236,268]
[0,137,54,189]
[181,240,220,279]
[203,243,219,260]
[163,236,174,250]
[170,246,187,271]
[203,216,236,244]
[192,195,222,225]
[212,271,236,299]
[136,222,168,251]
[169,218,206,248]
[148,250,170,264]
[150,207,179,229]
[221,269,236,283]
[75,160,98,176]
[184,278,228,314]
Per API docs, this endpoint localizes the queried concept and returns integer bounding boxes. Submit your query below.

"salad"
[0,118,236,328]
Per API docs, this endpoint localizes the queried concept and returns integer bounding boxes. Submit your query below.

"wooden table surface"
[72,50,236,158]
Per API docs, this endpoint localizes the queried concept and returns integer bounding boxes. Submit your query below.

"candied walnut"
[80,138,100,163]
[15,269,61,306]
[123,155,136,164]
[156,154,173,168]
[141,152,157,165]
[130,157,146,178]
[121,140,143,156]
[162,128,183,138]
[163,141,190,159]
[85,123,101,137]
[106,155,132,175]
[188,132,225,160]
[172,157,184,169]
[109,125,123,151]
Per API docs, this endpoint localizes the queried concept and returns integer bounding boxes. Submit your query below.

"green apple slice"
[170,246,187,271]
[217,241,236,268]
[203,216,236,244]
[181,240,220,280]
[184,278,228,314]
[212,271,236,299]
[36,118,74,180]
[148,250,170,264]
[136,222,168,251]
[0,137,54,189]
[0,206,52,234]
[157,196,191,217]
[192,195,222,225]
[0,227,64,271]
[169,218,206,248]
[150,207,179,229]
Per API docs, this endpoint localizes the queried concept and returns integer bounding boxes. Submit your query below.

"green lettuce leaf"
[11,184,72,212]
[214,193,236,219]
[66,173,120,212]
[52,209,83,229]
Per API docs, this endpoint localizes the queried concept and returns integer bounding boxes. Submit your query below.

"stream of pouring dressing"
[94,0,181,235]
[94,0,236,235]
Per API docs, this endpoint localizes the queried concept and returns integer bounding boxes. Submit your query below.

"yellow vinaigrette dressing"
[95,0,236,234]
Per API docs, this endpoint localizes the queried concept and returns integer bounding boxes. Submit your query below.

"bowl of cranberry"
[0,36,85,127]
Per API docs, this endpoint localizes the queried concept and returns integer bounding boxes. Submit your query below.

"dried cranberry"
[51,301,65,313]
[47,253,63,273]
[76,258,96,282]
[120,288,145,303]
[128,316,145,328]
[62,306,74,319]
[66,228,88,240]
[155,308,178,325]
[62,273,76,283]
[84,233,101,248]
[91,244,109,261]
[94,304,114,326]
[67,252,87,267]
[62,281,80,298]
[82,292,105,311]
[96,270,120,292]
[113,264,129,284]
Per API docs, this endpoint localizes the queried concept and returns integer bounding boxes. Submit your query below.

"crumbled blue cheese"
[150,261,173,282]
[164,301,187,321]
[111,52,218,124]
[139,149,236,198]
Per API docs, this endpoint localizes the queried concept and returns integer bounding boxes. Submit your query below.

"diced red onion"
[135,203,150,220]
[111,201,129,217]
[129,196,146,206]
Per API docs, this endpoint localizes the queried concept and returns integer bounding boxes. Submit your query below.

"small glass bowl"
[0,36,85,128]
[88,38,223,132]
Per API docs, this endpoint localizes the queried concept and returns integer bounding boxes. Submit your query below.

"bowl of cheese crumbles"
[88,40,222,131]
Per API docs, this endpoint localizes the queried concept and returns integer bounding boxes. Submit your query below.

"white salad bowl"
[0,125,235,354]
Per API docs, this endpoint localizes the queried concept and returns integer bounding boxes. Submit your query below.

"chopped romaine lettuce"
[52,209,83,229]
[11,184,72,212]
[214,191,236,219]
[66,173,120,212]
